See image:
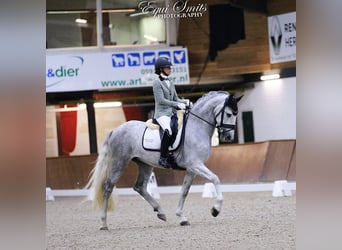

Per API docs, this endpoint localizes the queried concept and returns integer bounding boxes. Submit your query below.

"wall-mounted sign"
[46,47,189,92]
[268,12,296,64]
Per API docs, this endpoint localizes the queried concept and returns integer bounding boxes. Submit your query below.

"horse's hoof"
[157,213,167,221]
[180,221,190,226]
[100,226,108,230]
[211,207,219,217]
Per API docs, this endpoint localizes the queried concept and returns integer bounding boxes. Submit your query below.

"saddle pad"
[142,125,183,151]
[145,109,185,130]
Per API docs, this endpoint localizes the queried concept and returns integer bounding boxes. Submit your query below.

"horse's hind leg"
[100,158,129,230]
[100,180,114,230]
[133,160,167,222]
[176,171,195,226]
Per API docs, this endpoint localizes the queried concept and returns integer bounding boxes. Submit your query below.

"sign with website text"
[268,12,296,64]
[46,47,189,92]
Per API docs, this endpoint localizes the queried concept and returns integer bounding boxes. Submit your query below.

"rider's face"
[162,67,171,76]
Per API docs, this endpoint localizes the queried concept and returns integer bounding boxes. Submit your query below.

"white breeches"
[156,115,172,135]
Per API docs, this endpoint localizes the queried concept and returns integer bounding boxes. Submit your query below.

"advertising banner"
[268,12,296,64]
[46,47,189,92]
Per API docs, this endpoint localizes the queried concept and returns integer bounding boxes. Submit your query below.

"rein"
[188,97,236,131]
[188,110,216,127]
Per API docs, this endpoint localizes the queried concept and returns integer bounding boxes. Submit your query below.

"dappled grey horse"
[86,91,242,230]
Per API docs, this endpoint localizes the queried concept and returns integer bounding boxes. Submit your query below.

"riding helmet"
[154,57,172,75]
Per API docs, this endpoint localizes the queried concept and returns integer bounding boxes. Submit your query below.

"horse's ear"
[236,95,243,103]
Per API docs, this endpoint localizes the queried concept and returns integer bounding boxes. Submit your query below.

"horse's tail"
[85,132,115,211]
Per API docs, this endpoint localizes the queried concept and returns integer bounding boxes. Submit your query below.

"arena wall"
[46,140,296,189]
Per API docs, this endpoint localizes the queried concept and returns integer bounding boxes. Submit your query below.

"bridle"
[188,97,237,132]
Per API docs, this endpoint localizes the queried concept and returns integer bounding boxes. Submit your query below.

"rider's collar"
[159,73,169,81]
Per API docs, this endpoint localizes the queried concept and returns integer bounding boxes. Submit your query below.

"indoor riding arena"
[46,141,296,249]
[46,0,296,249]
[47,192,295,249]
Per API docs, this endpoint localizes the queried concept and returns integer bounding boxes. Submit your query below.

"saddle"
[145,110,185,131]
[142,110,185,152]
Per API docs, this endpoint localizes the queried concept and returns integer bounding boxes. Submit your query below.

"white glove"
[184,99,193,108]
[177,103,186,110]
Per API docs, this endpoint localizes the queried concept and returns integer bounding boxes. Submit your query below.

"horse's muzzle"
[218,129,234,143]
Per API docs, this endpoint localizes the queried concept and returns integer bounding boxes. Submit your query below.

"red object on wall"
[122,106,144,121]
[59,105,77,155]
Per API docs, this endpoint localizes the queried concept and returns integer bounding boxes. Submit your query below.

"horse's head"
[214,94,243,142]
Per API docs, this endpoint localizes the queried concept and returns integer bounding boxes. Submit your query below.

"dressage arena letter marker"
[46,187,55,201]
[272,180,292,197]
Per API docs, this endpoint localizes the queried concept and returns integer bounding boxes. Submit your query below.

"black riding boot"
[159,130,171,168]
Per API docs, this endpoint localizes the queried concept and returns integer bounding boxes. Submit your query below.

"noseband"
[189,96,237,131]
[215,97,236,131]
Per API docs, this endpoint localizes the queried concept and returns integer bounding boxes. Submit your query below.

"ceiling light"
[46,104,86,112]
[144,34,158,42]
[93,101,122,108]
[47,10,92,14]
[129,12,149,17]
[75,18,87,24]
[47,9,137,15]
[260,74,280,81]
[101,8,136,13]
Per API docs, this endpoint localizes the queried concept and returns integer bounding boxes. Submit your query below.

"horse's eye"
[227,113,232,118]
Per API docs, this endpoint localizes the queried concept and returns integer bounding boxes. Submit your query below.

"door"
[242,111,255,143]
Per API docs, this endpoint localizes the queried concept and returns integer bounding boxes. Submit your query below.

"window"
[106,12,165,46]
[46,0,166,49]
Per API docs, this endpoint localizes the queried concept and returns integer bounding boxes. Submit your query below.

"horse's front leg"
[211,183,223,217]
[176,171,196,226]
[192,163,223,217]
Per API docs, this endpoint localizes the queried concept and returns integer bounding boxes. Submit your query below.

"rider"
[152,56,190,168]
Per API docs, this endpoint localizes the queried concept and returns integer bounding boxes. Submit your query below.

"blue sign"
[142,52,156,65]
[112,53,125,67]
[127,52,141,66]
[173,50,186,64]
